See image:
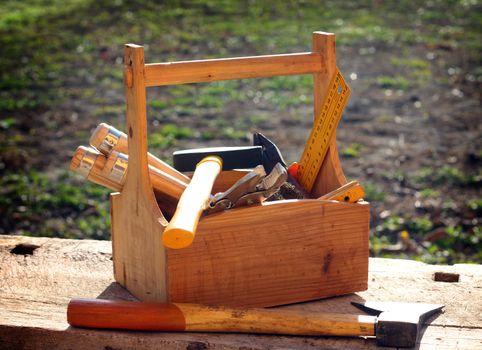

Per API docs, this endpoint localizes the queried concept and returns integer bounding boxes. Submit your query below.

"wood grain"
[179,303,375,336]
[1,235,481,350]
[144,52,323,86]
[168,199,370,307]
[110,44,168,302]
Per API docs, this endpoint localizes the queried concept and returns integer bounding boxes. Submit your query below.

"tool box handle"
[122,32,346,216]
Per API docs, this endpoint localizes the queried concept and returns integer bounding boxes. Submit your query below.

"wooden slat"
[110,44,168,303]
[168,200,370,307]
[1,235,481,350]
[310,31,347,197]
[144,52,323,86]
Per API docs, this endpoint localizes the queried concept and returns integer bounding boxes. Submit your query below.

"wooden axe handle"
[67,298,376,337]
[90,123,190,185]
[162,156,222,249]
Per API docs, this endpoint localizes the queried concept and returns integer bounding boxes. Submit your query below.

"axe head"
[352,301,444,348]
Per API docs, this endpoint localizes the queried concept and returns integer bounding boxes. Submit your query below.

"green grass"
[363,182,386,202]
[0,0,481,264]
[376,76,412,91]
[341,143,362,158]
[149,123,195,149]
[0,171,111,239]
[2,0,480,113]
[412,166,481,187]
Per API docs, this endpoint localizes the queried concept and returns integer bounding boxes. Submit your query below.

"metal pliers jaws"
[206,163,287,214]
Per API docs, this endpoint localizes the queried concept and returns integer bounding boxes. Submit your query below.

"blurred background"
[0,0,480,264]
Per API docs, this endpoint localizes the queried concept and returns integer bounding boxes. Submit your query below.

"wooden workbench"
[0,235,481,349]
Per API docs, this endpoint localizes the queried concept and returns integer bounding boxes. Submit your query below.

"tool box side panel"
[310,32,347,197]
[110,191,169,302]
[167,200,369,307]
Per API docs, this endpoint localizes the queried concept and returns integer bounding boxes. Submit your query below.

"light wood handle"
[67,298,376,337]
[144,52,323,86]
[162,156,222,249]
[90,123,190,185]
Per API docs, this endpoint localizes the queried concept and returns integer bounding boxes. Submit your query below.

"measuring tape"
[296,68,350,192]
[320,180,365,203]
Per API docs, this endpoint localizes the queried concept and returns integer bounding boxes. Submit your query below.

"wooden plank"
[0,235,481,349]
[144,53,323,86]
[309,31,347,197]
[110,44,168,302]
[168,200,370,307]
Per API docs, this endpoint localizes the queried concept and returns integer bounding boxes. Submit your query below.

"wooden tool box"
[111,31,369,307]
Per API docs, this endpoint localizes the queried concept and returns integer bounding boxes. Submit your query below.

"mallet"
[70,146,187,218]
[67,298,444,348]
[90,123,190,185]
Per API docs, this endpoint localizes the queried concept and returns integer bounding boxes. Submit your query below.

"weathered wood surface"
[0,235,481,350]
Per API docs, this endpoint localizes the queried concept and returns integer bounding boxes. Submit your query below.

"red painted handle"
[67,298,186,331]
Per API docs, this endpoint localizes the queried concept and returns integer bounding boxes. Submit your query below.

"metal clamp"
[78,148,99,179]
[98,126,122,155]
[109,153,128,184]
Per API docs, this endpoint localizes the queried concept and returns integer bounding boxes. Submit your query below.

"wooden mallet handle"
[162,156,222,249]
[70,146,186,218]
[90,122,190,185]
[67,298,376,337]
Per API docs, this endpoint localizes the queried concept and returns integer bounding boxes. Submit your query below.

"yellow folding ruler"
[320,180,365,203]
[296,68,350,192]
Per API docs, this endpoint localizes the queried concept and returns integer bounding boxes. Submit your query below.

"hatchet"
[67,298,444,348]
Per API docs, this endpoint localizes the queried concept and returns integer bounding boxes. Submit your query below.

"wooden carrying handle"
[162,156,222,249]
[67,298,376,337]
[90,123,190,185]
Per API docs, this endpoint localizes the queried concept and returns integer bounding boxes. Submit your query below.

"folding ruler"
[296,67,350,192]
[320,180,365,203]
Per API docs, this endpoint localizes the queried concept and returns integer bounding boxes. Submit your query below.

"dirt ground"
[1,1,480,263]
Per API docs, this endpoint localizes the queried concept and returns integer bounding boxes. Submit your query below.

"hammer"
[67,298,444,348]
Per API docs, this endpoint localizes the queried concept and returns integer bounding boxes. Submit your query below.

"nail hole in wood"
[186,341,208,350]
[434,272,459,283]
[10,243,40,255]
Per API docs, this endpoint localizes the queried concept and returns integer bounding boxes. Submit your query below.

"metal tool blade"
[253,133,287,173]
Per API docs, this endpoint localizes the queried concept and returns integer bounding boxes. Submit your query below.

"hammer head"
[253,132,287,173]
[352,301,444,348]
